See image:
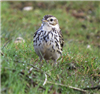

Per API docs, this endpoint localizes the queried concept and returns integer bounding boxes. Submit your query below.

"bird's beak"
[43,20,48,22]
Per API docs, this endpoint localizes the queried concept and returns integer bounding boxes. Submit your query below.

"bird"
[33,15,64,64]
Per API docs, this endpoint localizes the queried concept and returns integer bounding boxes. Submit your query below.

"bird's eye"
[50,19,53,21]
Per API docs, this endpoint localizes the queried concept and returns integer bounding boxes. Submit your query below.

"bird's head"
[42,15,59,28]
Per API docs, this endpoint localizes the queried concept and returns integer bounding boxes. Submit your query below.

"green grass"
[1,1,100,94]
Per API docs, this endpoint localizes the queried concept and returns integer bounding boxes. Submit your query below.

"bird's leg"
[39,51,44,63]
[40,57,43,63]
[52,60,57,67]
[54,60,57,65]
[39,57,43,68]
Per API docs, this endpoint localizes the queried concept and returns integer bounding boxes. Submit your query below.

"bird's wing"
[33,26,42,38]
[59,30,64,48]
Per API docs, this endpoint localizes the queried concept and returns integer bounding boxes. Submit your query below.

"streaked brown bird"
[33,15,64,64]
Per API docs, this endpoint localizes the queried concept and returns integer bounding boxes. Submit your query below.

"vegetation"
[1,1,100,94]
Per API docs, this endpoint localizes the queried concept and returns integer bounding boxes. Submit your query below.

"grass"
[1,1,100,94]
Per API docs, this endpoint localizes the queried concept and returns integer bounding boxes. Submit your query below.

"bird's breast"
[34,30,61,50]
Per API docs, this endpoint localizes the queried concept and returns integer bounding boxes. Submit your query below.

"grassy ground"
[1,1,100,94]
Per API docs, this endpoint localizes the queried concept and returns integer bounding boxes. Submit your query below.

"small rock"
[87,45,91,49]
[23,6,33,11]
[14,37,25,44]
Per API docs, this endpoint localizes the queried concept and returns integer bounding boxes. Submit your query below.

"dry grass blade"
[2,39,12,49]
[0,51,4,56]
[46,81,87,93]
[83,85,100,90]
[43,73,47,86]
